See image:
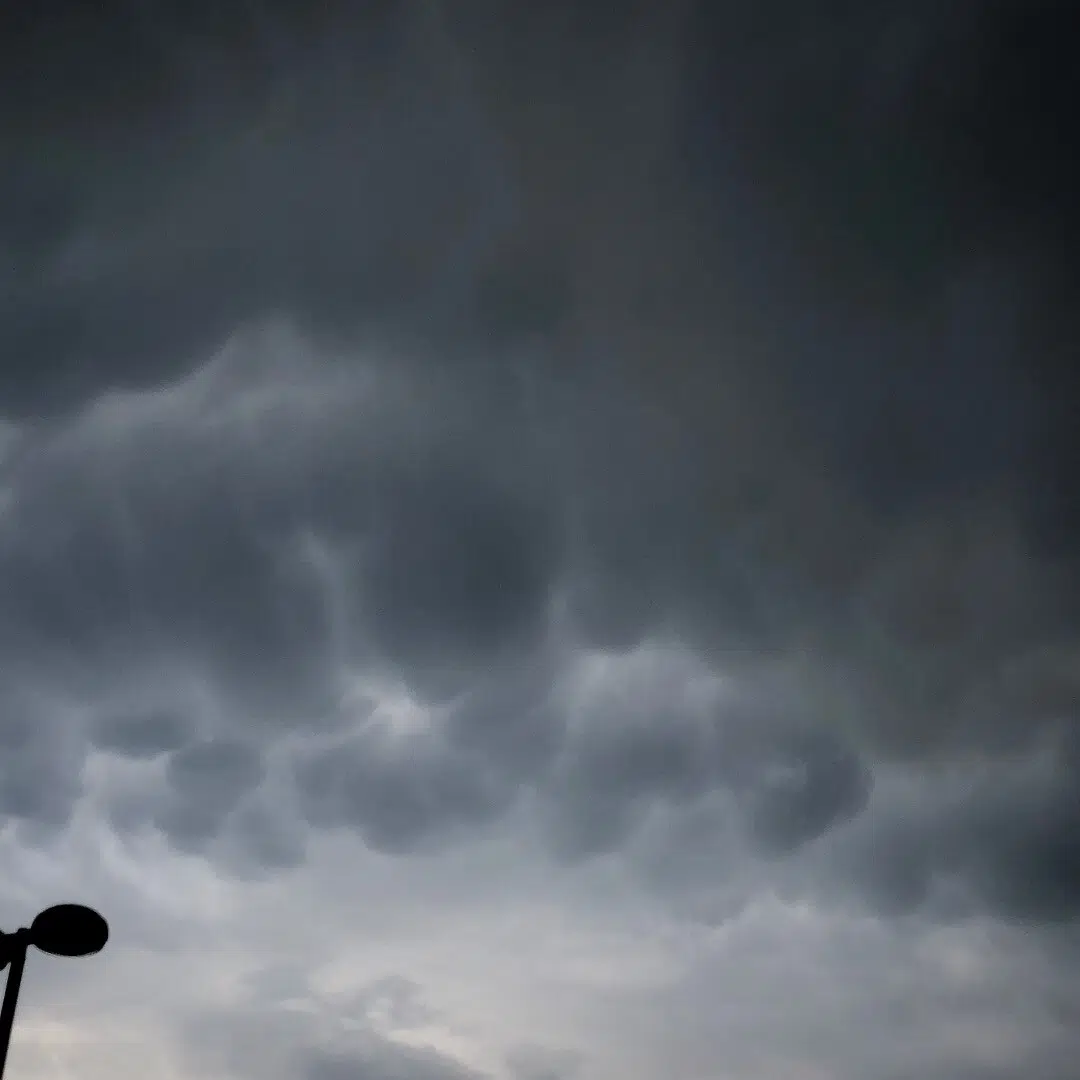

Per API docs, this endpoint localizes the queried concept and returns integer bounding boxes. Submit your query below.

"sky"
[1,2,1079,1078]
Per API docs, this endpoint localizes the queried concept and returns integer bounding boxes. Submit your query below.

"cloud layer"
[2,2,1079,1079]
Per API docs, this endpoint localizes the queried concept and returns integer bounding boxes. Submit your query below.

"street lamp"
[0,905,108,1080]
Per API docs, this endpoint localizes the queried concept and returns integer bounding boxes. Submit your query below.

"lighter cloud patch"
[82,317,354,430]
[9,1016,182,1080]
[58,316,411,471]
[88,818,239,927]
[340,670,437,740]
[559,638,726,736]
[290,528,360,673]
[0,417,21,466]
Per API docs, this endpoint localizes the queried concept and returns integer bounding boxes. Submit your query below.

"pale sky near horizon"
[1,3,1079,1079]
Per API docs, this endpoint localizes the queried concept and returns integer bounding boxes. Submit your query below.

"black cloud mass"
[2,0,1080,973]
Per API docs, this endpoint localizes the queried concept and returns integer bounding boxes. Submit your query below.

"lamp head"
[29,905,108,958]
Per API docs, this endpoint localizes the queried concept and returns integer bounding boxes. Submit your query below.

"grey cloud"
[165,738,264,802]
[0,0,1078,946]
[223,797,308,875]
[291,634,873,870]
[651,902,1080,1080]
[303,1045,483,1080]
[90,707,191,758]
[242,971,438,1035]
[241,960,316,1008]
[841,812,935,918]
[945,756,1080,925]
[7,19,1080,1080]
[623,795,759,927]
[292,728,514,855]
[3,0,1077,580]
[544,789,654,864]
[0,326,575,860]
[215,748,310,877]
[0,687,85,828]
[842,508,1079,759]
[556,697,711,807]
[360,461,562,698]
[0,401,337,723]
[796,731,1080,925]
[0,1,504,416]
[0,332,562,722]
[445,0,1080,549]
[443,651,564,778]
[184,965,484,1080]
[740,725,871,856]
[541,650,720,860]
[349,975,438,1033]
[682,0,1080,548]
[504,1045,583,1080]
[0,288,1073,928]
[153,738,265,850]
[541,651,871,863]
[152,800,228,852]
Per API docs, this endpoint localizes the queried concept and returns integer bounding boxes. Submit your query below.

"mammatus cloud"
[2,2,1079,1079]
[1,328,1075,930]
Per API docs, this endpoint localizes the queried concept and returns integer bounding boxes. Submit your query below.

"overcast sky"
[1,2,1079,1079]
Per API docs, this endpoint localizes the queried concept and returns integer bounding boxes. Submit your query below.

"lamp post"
[0,905,108,1080]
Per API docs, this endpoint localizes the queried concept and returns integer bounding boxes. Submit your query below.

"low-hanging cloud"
[0,294,1076,921]
[2,4,1080,1077]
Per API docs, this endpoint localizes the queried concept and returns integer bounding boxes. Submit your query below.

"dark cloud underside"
[0,0,1078,947]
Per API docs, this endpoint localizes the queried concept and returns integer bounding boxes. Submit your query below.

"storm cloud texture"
[2,2,1079,1079]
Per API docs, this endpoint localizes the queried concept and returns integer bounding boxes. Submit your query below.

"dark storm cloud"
[680,0,1080,540]
[840,507,1080,760]
[442,648,565,775]
[0,330,566,855]
[1,0,1079,933]
[165,737,264,803]
[360,460,561,700]
[0,391,338,723]
[0,325,562,704]
[3,0,1077,547]
[541,651,720,860]
[90,707,192,758]
[541,651,870,862]
[524,0,1080,687]
[955,782,1080,925]
[2,305,1072,910]
[0,686,85,828]
[740,725,871,856]
[292,726,515,855]
[153,737,265,850]
[830,730,1080,925]
[0,0,514,415]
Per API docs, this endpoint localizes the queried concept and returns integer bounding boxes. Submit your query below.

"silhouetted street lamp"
[0,905,108,1080]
